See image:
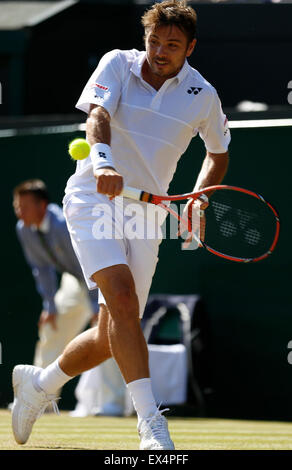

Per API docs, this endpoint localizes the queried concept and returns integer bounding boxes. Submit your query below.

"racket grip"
[121,186,143,201]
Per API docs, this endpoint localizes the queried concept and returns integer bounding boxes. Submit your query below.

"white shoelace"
[145,405,170,440]
[23,396,60,422]
[39,397,60,419]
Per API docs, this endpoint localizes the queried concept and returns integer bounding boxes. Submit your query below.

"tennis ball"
[68,138,91,160]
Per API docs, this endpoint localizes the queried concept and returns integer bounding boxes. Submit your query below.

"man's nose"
[155,45,167,57]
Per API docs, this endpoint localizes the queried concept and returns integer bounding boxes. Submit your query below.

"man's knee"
[110,287,139,321]
[92,264,139,320]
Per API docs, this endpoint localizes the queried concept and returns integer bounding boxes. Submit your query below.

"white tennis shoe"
[12,364,59,444]
[138,408,175,450]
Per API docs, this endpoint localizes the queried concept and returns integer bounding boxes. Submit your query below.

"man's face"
[144,24,196,81]
[13,193,47,227]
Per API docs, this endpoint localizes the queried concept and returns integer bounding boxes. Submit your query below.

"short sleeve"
[198,90,231,154]
[76,49,123,117]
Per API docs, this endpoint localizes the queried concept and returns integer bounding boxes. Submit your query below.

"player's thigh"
[127,238,161,318]
[95,239,161,319]
[63,192,128,291]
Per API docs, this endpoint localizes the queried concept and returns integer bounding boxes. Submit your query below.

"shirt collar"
[130,51,147,78]
[31,211,50,233]
[130,51,190,85]
[176,59,190,83]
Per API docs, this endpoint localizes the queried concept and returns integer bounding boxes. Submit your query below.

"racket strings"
[212,201,260,243]
[204,190,276,259]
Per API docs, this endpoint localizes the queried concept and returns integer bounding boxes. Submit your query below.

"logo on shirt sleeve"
[87,82,110,102]
[90,82,109,92]
[223,116,229,136]
[187,87,202,95]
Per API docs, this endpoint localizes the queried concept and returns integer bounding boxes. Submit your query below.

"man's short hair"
[13,179,50,203]
[141,0,198,43]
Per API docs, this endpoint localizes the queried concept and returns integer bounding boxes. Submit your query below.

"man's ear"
[186,38,197,57]
[40,199,49,213]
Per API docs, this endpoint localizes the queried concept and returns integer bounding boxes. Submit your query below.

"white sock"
[36,358,73,395]
[127,378,157,420]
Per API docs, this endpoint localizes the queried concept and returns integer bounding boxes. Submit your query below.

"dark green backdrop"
[0,122,291,419]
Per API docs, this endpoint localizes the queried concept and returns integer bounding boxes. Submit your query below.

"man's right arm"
[87,104,123,197]
[87,104,111,147]
[16,227,58,316]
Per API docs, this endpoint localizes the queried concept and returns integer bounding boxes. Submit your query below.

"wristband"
[91,143,115,172]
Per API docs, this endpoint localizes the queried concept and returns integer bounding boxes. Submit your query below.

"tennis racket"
[120,185,280,263]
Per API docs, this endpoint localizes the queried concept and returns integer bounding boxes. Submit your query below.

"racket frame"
[120,184,280,263]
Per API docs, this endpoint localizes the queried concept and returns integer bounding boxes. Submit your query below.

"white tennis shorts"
[63,192,166,318]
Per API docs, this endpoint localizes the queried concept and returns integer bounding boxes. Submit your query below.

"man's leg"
[57,302,111,376]
[34,273,92,369]
[11,302,110,445]
[92,264,174,450]
[66,263,148,418]
[39,265,158,420]
[33,303,110,398]
[13,261,148,398]
[51,264,148,383]
[92,264,149,383]
[12,262,173,448]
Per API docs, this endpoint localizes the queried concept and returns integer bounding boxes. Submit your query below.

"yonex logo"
[187,87,202,95]
[98,152,107,159]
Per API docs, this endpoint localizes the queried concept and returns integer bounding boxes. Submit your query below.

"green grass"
[1,409,292,450]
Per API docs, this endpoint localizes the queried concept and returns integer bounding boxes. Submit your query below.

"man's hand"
[178,198,209,249]
[38,310,58,331]
[94,168,123,199]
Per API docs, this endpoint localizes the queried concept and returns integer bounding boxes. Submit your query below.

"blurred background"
[0,0,291,419]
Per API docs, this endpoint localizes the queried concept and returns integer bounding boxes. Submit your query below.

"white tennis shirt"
[65,49,230,197]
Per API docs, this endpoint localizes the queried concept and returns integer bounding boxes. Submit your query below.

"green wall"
[0,122,291,418]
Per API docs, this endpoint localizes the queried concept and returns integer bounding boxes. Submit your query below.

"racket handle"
[121,186,143,201]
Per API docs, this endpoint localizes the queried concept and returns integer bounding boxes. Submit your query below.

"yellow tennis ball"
[68,138,91,160]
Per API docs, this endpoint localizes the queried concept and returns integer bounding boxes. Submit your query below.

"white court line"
[0,124,80,138]
[80,119,292,131]
[228,118,292,128]
[0,118,291,139]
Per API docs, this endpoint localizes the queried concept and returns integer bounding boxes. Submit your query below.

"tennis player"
[12,0,230,450]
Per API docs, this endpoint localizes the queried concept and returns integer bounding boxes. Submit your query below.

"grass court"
[1,410,292,451]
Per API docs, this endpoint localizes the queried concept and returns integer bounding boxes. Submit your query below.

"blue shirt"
[16,203,98,315]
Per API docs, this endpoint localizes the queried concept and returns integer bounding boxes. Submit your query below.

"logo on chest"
[187,87,202,96]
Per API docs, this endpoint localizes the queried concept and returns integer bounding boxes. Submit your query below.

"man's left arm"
[180,152,229,243]
[193,150,229,195]
[183,151,229,215]
[188,89,230,240]
[195,87,230,192]
[180,86,230,244]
